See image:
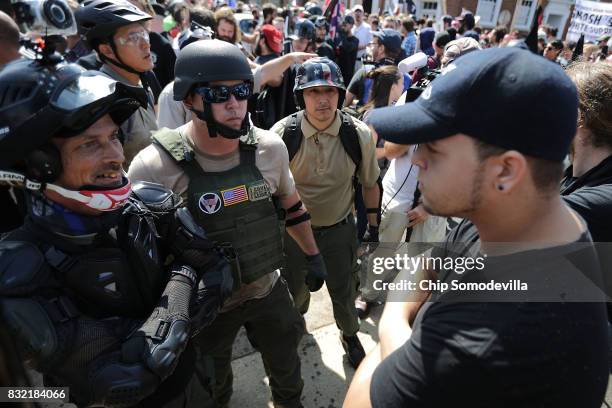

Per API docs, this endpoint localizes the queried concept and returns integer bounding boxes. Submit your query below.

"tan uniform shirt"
[270,110,380,227]
[127,124,295,312]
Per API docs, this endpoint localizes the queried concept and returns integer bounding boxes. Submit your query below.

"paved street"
[33,284,612,408]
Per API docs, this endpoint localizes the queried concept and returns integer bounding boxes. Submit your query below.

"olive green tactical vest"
[153,129,284,284]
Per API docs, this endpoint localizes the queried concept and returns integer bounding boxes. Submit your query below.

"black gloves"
[305,253,327,292]
[122,264,194,382]
[362,225,379,243]
[165,207,218,280]
[191,253,235,334]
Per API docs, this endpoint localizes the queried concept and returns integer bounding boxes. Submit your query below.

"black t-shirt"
[255,53,279,65]
[560,155,612,243]
[370,220,609,408]
[316,41,335,62]
[335,34,359,87]
[149,31,176,90]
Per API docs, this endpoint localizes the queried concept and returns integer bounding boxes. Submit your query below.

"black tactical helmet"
[0,58,147,179]
[314,16,328,29]
[305,4,323,16]
[173,40,253,140]
[174,39,253,101]
[75,0,152,49]
[294,57,345,108]
[291,19,316,41]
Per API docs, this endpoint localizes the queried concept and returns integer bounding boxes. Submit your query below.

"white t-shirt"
[352,22,372,58]
[381,145,419,213]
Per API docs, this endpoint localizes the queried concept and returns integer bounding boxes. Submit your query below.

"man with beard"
[0,59,231,406]
[214,6,241,45]
[271,58,381,369]
[335,15,360,87]
[75,0,159,166]
[344,48,609,407]
[128,40,326,408]
[314,16,335,62]
[254,24,282,65]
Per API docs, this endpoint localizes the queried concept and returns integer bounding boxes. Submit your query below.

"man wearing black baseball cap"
[343,47,609,407]
[344,29,403,107]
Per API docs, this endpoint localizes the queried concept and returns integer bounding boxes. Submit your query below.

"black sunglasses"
[194,83,253,103]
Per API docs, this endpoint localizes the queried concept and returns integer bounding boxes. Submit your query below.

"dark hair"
[494,26,507,43]
[172,2,190,26]
[359,65,402,114]
[475,140,563,192]
[548,39,564,51]
[426,19,434,27]
[402,18,415,32]
[191,7,216,30]
[566,62,612,150]
[262,3,276,21]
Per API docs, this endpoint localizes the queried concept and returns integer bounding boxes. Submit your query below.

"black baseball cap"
[373,29,402,53]
[368,47,578,162]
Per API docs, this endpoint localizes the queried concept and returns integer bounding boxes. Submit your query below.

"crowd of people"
[0,0,611,407]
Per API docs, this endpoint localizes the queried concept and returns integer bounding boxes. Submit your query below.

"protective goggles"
[194,82,253,104]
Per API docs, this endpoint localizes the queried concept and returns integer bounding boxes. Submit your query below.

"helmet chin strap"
[100,40,151,99]
[0,170,132,212]
[45,177,132,212]
[189,97,250,140]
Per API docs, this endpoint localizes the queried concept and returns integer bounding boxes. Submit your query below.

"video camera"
[11,0,77,36]
[398,52,442,102]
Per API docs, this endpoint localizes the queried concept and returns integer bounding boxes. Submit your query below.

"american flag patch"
[221,185,248,206]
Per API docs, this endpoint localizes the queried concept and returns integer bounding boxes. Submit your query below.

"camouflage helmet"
[294,57,345,108]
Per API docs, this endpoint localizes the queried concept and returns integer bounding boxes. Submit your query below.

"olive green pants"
[193,279,305,408]
[282,217,360,336]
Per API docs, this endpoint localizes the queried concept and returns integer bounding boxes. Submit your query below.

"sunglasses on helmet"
[194,83,253,104]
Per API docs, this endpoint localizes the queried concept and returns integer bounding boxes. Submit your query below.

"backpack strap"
[281,111,304,163]
[338,111,362,170]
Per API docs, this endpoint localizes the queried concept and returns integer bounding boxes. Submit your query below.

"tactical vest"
[153,129,284,284]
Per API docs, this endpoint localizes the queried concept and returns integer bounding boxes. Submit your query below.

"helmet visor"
[51,72,118,111]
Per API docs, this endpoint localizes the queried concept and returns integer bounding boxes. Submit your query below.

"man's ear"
[183,93,195,111]
[97,43,116,61]
[490,151,528,193]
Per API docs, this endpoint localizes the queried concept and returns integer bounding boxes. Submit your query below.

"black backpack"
[281,110,362,169]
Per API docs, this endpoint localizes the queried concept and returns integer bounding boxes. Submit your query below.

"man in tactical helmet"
[75,0,159,166]
[314,16,335,62]
[271,57,381,369]
[129,40,326,408]
[0,56,232,406]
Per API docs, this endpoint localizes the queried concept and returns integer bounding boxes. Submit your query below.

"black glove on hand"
[362,225,379,243]
[166,207,217,280]
[191,253,235,333]
[305,253,327,292]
